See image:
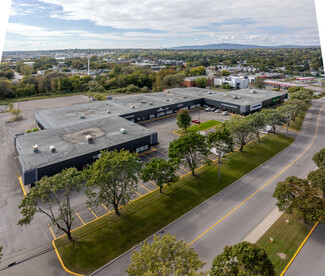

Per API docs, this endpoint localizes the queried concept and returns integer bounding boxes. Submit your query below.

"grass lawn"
[55,134,294,274]
[289,105,310,132]
[175,120,222,135]
[256,212,312,275]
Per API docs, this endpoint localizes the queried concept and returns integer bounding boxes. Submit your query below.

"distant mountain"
[170,43,320,50]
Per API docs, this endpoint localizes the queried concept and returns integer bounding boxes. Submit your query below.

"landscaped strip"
[289,104,310,131]
[175,119,222,135]
[55,134,294,274]
[256,213,312,276]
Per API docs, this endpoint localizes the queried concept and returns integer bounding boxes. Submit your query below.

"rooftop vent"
[106,109,110,113]
[183,96,187,98]
[164,98,169,101]
[80,114,86,119]
[49,145,56,153]
[85,135,93,144]
[141,100,147,103]
[32,144,38,152]
[250,90,257,93]
[148,102,153,105]
[120,128,127,134]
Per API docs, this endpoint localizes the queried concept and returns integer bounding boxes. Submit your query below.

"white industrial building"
[214,76,249,89]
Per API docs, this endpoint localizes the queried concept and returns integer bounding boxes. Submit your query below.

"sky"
[0,0,324,51]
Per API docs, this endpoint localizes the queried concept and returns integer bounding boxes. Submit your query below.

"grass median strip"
[55,134,294,274]
[175,120,222,135]
[256,212,312,276]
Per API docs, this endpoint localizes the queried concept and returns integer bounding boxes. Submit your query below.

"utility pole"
[87,49,90,76]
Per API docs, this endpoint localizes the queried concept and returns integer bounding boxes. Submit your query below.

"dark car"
[192,119,200,124]
[107,96,112,100]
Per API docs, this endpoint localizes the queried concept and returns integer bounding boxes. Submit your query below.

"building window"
[136,145,149,153]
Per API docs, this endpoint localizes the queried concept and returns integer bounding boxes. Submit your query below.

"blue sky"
[3,0,321,50]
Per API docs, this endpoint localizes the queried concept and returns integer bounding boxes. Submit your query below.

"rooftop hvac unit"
[148,102,153,105]
[106,109,110,113]
[85,135,93,143]
[49,145,56,153]
[80,114,86,119]
[141,100,146,103]
[120,128,127,134]
[183,96,187,98]
[130,105,135,109]
[164,98,169,101]
[250,90,257,93]
[33,144,38,152]
[207,91,212,94]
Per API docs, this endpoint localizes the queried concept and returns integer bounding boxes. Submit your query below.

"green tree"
[126,233,206,276]
[226,117,253,152]
[195,77,208,88]
[254,77,265,89]
[169,132,211,176]
[18,167,82,240]
[308,168,325,198]
[262,109,286,134]
[221,70,230,76]
[176,109,192,132]
[20,65,33,76]
[247,112,266,142]
[141,158,179,193]
[0,80,14,99]
[273,176,324,223]
[289,89,313,105]
[312,148,325,168]
[207,127,233,181]
[85,149,141,216]
[211,241,275,276]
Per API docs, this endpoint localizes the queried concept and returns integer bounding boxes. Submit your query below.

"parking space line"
[131,187,143,197]
[149,180,159,187]
[138,148,157,157]
[76,212,85,225]
[152,147,168,156]
[139,183,151,192]
[88,207,98,219]
[176,171,182,176]
[101,203,110,213]
[48,225,56,239]
[180,166,190,173]
[17,174,27,197]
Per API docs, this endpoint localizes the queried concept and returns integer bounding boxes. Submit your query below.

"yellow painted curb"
[52,239,85,276]
[17,174,26,197]
[280,217,322,276]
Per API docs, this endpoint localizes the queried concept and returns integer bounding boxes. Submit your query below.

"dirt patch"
[62,127,105,143]
[277,252,287,259]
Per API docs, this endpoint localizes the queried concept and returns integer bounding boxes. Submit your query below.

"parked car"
[107,96,112,100]
[205,107,212,111]
[259,128,268,134]
[266,125,273,133]
[198,131,208,137]
[215,109,221,113]
[222,111,229,116]
[210,108,216,112]
[192,119,200,124]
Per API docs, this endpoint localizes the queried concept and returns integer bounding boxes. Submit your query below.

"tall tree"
[226,117,253,152]
[308,168,325,198]
[85,149,141,216]
[247,112,266,142]
[195,77,208,88]
[211,241,275,276]
[273,176,324,223]
[262,109,286,134]
[169,132,211,176]
[312,148,325,168]
[18,167,82,240]
[254,77,265,89]
[207,127,233,181]
[176,109,191,133]
[141,158,179,193]
[126,233,206,276]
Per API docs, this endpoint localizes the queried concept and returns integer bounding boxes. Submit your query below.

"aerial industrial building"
[15,87,287,185]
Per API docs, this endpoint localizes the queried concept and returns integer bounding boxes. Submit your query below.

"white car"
[215,109,221,113]
[259,128,268,134]
[197,131,208,137]
[222,111,229,116]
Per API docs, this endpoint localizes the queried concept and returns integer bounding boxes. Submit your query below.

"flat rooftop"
[174,87,287,106]
[17,116,156,171]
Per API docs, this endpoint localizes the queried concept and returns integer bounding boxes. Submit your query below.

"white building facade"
[214,76,249,89]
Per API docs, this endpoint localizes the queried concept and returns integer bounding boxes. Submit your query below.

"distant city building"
[295,77,316,84]
[214,76,249,89]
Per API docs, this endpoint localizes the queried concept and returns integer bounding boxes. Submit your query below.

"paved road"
[285,223,325,276]
[93,99,325,275]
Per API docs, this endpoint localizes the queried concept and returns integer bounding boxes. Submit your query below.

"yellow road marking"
[88,207,98,219]
[152,147,168,156]
[180,166,191,173]
[101,203,110,213]
[48,225,56,239]
[76,212,85,225]
[280,217,321,276]
[139,183,151,192]
[138,148,157,157]
[149,180,159,187]
[17,175,26,197]
[131,187,142,197]
[176,171,182,176]
[189,104,324,245]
